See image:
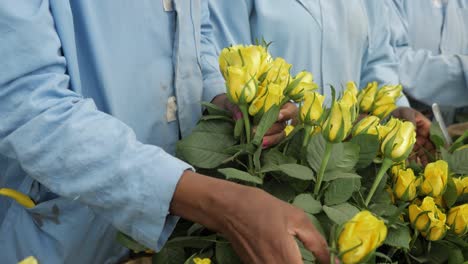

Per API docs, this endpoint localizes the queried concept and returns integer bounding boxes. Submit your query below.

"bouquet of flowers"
[119,44,468,263]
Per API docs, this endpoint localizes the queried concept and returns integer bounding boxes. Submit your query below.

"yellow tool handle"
[0,188,36,209]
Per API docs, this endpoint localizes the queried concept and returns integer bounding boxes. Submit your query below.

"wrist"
[169,170,248,232]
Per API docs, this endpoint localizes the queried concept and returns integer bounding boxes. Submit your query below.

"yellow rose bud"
[352,116,380,137]
[447,204,468,236]
[372,104,398,120]
[193,258,211,264]
[391,163,405,182]
[420,160,449,197]
[262,57,292,88]
[248,83,284,116]
[346,81,359,97]
[18,257,38,264]
[452,177,466,196]
[381,119,416,163]
[357,82,378,112]
[338,211,387,264]
[225,66,257,105]
[219,45,271,79]
[287,71,318,102]
[409,197,448,241]
[393,168,417,201]
[462,177,468,194]
[322,101,355,143]
[299,92,325,126]
[284,125,295,137]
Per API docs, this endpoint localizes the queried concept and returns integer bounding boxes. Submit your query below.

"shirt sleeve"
[361,0,410,107]
[200,0,226,102]
[0,0,190,251]
[387,0,468,108]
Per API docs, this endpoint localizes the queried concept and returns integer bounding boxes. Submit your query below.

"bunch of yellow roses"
[388,160,468,241]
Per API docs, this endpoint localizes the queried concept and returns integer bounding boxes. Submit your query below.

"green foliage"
[218,168,263,185]
[293,194,322,214]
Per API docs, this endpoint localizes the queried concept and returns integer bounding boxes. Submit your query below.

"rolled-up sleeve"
[0,0,189,250]
[386,0,468,108]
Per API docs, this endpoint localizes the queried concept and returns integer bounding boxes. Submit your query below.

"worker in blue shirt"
[386,0,468,123]
[0,1,329,263]
[208,0,433,163]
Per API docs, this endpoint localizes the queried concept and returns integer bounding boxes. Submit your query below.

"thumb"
[293,219,330,264]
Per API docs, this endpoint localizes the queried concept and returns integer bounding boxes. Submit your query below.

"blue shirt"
[0,0,223,263]
[387,0,468,108]
[208,0,410,106]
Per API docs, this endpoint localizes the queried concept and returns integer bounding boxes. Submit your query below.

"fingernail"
[334,257,341,264]
[262,138,269,149]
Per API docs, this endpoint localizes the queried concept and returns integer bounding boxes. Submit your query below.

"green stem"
[239,105,253,173]
[314,142,333,196]
[365,158,393,206]
[301,126,312,165]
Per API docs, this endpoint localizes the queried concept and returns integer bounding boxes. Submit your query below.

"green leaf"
[216,241,242,264]
[448,247,465,264]
[324,177,361,206]
[323,171,361,182]
[218,168,263,185]
[449,148,468,174]
[384,225,411,249]
[277,164,315,181]
[262,148,297,165]
[369,203,399,217]
[116,232,147,252]
[152,247,186,264]
[252,105,280,146]
[306,213,326,237]
[449,131,468,153]
[263,179,296,202]
[293,194,322,214]
[351,134,380,168]
[176,120,236,169]
[444,176,459,208]
[233,118,244,139]
[430,122,446,149]
[322,203,360,225]
[201,102,231,117]
[306,135,359,173]
[297,239,316,262]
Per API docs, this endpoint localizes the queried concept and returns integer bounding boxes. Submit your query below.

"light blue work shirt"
[208,0,410,106]
[0,0,223,263]
[386,0,468,108]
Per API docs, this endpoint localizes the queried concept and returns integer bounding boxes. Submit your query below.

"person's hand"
[211,94,298,148]
[392,107,434,165]
[171,171,330,264]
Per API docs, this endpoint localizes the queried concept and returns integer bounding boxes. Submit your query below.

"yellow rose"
[338,211,388,264]
[381,119,416,163]
[287,71,318,102]
[299,92,325,126]
[18,257,38,264]
[193,258,211,264]
[433,196,446,209]
[322,94,356,143]
[420,160,449,197]
[284,125,295,137]
[462,177,468,194]
[393,168,417,201]
[262,57,292,88]
[248,83,284,116]
[452,177,466,196]
[391,163,405,182]
[357,82,378,112]
[372,104,398,120]
[447,204,468,236]
[352,116,380,137]
[219,45,271,79]
[346,81,359,97]
[225,66,257,105]
[408,197,448,241]
[371,85,402,119]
